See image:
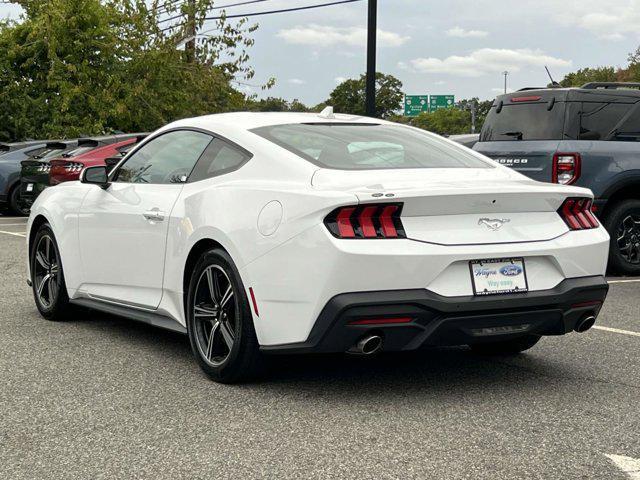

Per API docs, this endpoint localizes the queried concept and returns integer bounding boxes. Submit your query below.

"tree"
[410,108,471,136]
[559,67,618,87]
[245,97,308,112]
[0,0,262,140]
[327,73,403,118]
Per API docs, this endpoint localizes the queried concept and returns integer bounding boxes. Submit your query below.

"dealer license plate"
[469,258,528,296]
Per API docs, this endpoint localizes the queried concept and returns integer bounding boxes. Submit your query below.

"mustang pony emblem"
[478,218,510,231]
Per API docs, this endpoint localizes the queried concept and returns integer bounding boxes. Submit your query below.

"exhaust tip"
[575,315,596,333]
[348,334,383,355]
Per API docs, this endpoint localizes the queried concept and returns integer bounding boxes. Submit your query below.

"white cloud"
[410,48,571,77]
[288,78,306,85]
[435,80,446,85]
[334,76,348,84]
[446,26,488,38]
[550,0,640,40]
[491,87,514,94]
[277,25,410,48]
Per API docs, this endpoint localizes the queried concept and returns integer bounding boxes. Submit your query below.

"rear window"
[252,123,489,170]
[481,103,565,141]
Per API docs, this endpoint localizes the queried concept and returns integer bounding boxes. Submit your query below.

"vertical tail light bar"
[558,197,599,230]
[324,203,406,239]
[552,153,581,185]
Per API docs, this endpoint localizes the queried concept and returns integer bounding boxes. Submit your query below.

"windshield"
[252,123,490,170]
[481,103,566,141]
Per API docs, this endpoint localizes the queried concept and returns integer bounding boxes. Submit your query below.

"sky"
[2,0,640,106]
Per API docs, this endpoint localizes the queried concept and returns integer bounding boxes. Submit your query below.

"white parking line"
[593,325,640,338]
[0,230,26,238]
[605,454,640,479]
[608,278,640,284]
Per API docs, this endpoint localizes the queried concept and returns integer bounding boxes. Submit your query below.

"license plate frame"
[469,257,529,296]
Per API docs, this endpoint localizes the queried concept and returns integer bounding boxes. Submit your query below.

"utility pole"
[185,0,196,63]
[471,101,476,134]
[365,0,377,117]
[502,71,509,94]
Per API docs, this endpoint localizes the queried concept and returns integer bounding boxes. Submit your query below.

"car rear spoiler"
[45,141,69,150]
[77,138,101,147]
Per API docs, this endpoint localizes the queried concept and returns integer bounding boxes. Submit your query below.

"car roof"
[165,111,387,133]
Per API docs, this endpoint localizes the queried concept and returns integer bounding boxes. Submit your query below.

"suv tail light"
[558,197,599,230]
[324,203,406,239]
[552,153,581,185]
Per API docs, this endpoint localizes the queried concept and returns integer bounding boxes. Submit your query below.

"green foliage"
[245,96,308,112]
[327,73,403,118]
[0,0,261,141]
[409,108,472,136]
[559,67,618,87]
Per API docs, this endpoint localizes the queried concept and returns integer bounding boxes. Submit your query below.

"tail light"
[552,153,581,185]
[558,197,599,230]
[49,160,85,185]
[324,203,406,239]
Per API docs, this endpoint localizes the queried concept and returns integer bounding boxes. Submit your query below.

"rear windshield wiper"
[501,131,524,140]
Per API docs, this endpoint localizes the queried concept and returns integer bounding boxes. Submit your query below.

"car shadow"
[69,309,571,399]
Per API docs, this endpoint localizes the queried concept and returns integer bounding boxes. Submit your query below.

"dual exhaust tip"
[348,334,383,355]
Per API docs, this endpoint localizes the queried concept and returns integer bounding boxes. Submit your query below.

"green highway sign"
[429,95,455,111]
[404,95,429,117]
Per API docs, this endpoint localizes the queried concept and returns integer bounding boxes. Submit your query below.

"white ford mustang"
[26,111,610,383]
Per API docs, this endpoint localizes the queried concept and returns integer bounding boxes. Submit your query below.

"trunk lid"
[312,167,583,245]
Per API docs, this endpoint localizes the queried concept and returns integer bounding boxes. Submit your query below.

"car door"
[78,129,213,309]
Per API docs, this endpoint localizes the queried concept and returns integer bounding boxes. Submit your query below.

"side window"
[578,102,631,140]
[114,130,212,184]
[613,103,640,141]
[188,138,251,182]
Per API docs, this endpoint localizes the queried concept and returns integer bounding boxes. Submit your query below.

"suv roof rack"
[581,82,640,90]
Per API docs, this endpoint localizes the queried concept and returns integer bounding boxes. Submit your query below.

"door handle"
[143,209,165,222]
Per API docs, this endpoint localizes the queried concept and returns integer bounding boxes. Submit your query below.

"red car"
[49,135,146,185]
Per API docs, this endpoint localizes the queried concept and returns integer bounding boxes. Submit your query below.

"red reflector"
[249,287,259,317]
[379,205,398,238]
[358,206,378,238]
[336,207,356,238]
[511,96,542,102]
[571,300,602,308]
[349,317,413,325]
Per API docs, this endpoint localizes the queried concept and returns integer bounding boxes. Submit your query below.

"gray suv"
[475,82,640,276]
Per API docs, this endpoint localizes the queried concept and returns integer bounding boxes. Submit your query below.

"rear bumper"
[260,276,609,354]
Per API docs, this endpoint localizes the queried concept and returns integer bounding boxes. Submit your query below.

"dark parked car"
[474,82,640,275]
[0,142,61,215]
[19,135,135,211]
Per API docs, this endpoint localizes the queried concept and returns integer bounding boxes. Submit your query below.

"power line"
[157,0,273,25]
[160,0,363,33]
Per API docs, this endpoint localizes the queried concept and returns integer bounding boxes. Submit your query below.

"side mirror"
[81,165,110,189]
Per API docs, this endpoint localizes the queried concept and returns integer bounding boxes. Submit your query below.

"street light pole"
[503,71,509,94]
[365,0,377,117]
[186,0,196,63]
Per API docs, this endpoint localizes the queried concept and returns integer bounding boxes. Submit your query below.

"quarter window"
[114,130,212,184]
[188,138,251,182]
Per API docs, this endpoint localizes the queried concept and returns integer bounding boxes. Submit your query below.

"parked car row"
[0,134,146,215]
[474,82,640,276]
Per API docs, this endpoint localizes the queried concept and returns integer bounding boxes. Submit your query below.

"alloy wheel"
[616,214,640,265]
[33,235,60,308]
[193,265,239,366]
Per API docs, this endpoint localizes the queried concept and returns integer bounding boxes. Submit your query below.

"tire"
[29,223,74,321]
[8,184,30,216]
[469,335,541,355]
[186,248,261,384]
[603,199,640,276]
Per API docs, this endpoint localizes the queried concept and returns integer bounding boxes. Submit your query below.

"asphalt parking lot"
[0,214,639,479]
